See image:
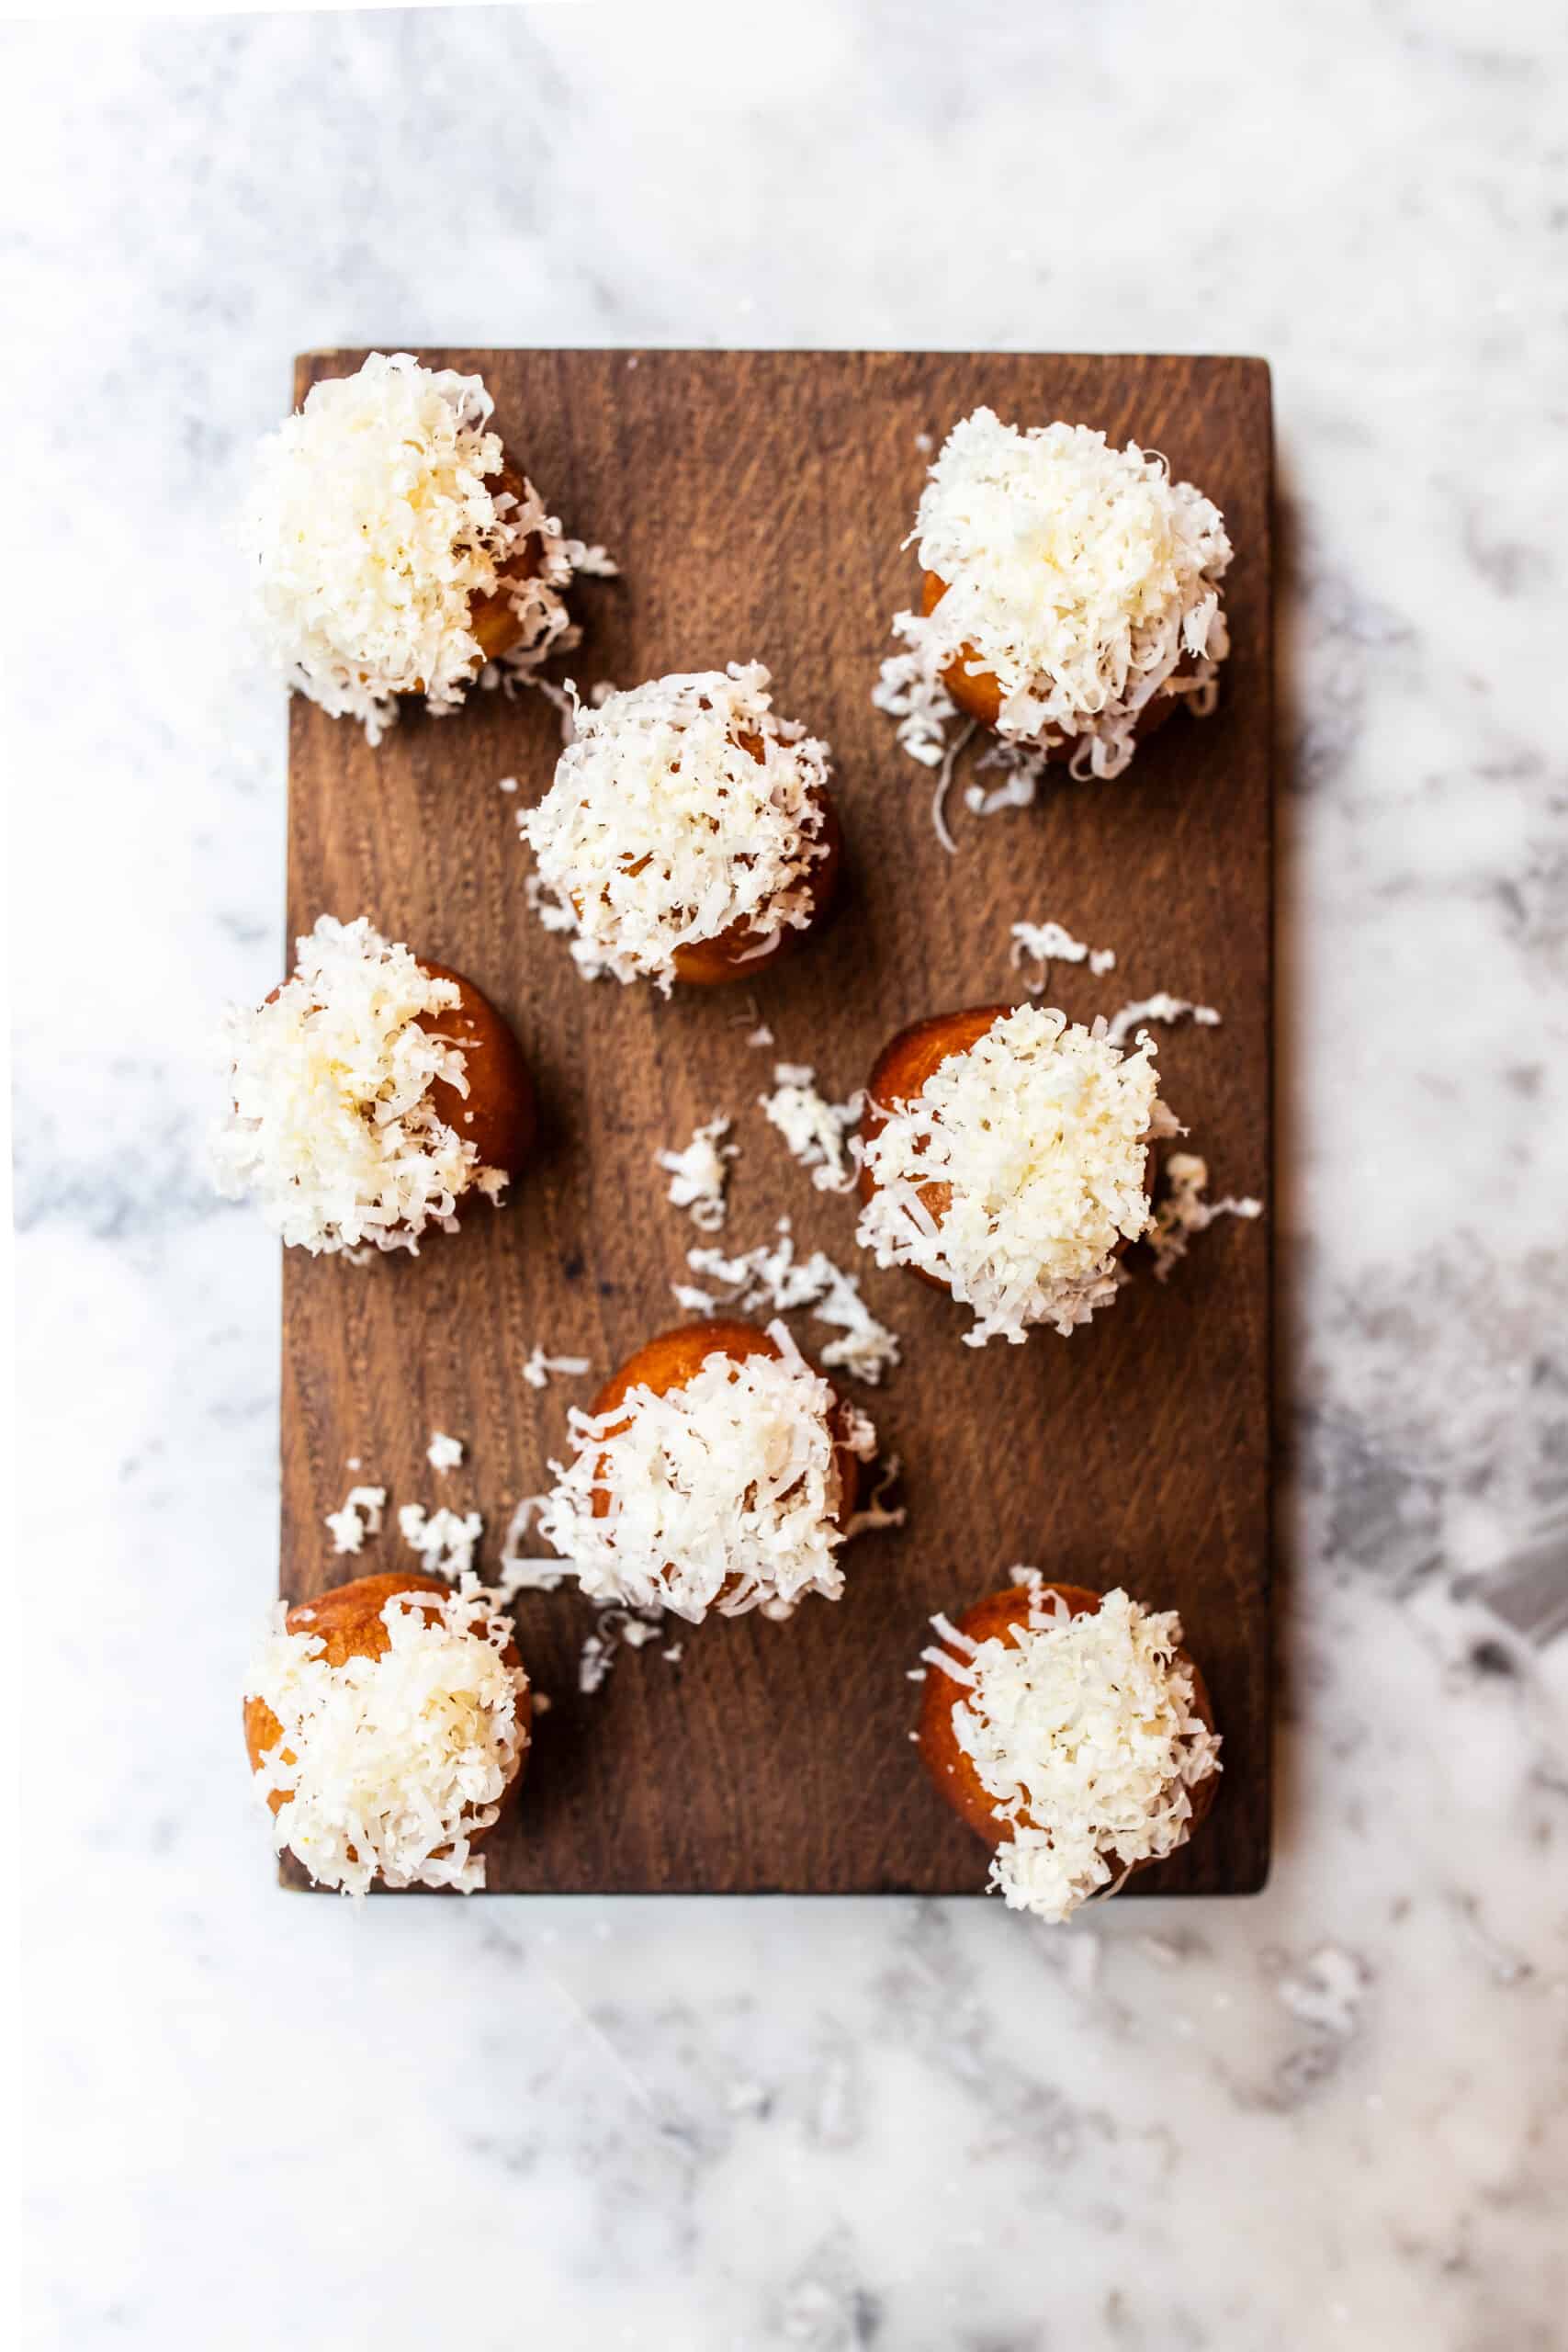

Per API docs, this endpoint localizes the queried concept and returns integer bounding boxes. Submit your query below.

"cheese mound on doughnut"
[210,913,506,1255]
[538,1321,874,1623]
[924,1584,1220,1922]
[243,1577,528,1897]
[891,410,1232,777]
[518,663,833,991]
[240,351,578,741]
[854,1006,1160,1344]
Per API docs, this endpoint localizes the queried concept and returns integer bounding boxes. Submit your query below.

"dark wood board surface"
[282,348,1273,1896]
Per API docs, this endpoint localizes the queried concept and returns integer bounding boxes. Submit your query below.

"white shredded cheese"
[324,1484,386,1555]
[240,351,592,741]
[883,409,1232,781]
[922,1584,1220,1923]
[759,1064,863,1194]
[854,1006,1161,1344]
[518,663,834,991]
[495,1494,567,1597]
[1148,1152,1264,1281]
[676,1217,901,1385]
[1105,992,1222,1048]
[841,1453,907,1541]
[577,1601,667,1695]
[522,1346,592,1391]
[425,1431,464,1476]
[537,1319,876,1623]
[209,914,506,1256]
[398,1502,483,1581]
[244,1575,527,1897]
[657,1115,737,1231]
[1010,919,1116,996]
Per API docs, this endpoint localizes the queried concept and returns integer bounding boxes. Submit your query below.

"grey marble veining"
[8,5,1567,2346]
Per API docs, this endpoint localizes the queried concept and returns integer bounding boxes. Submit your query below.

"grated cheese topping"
[325,1484,386,1555]
[759,1064,863,1193]
[922,1583,1220,1923]
[855,1006,1161,1344]
[884,409,1232,780]
[1010,919,1116,995]
[658,1115,738,1231]
[1106,991,1221,1048]
[209,916,507,1256]
[674,1217,901,1385]
[536,1319,876,1623]
[518,663,833,991]
[1149,1151,1264,1281]
[426,1431,464,1475]
[244,1576,527,1897]
[399,1503,483,1581]
[240,352,588,742]
[522,1346,592,1391]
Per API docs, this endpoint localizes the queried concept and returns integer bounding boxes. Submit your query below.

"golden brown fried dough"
[243,1570,530,1840]
[918,1580,1217,1863]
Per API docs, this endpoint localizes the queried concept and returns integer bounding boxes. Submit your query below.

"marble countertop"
[10,5,1566,2346]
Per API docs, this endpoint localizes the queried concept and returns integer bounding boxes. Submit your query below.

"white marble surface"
[10,4,1568,2346]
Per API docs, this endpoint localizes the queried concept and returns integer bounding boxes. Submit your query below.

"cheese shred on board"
[758,1064,863,1193]
[855,1006,1163,1344]
[518,664,833,991]
[922,1583,1221,1923]
[209,915,507,1255]
[657,1115,738,1230]
[536,1320,875,1623]
[240,352,596,741]
[243,1577,528,1898]
[880,410,1232,783]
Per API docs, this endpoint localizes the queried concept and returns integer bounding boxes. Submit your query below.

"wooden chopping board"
[281,347,1273,1896]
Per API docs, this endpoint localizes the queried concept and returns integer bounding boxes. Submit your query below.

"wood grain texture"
[281,348,1273,1896]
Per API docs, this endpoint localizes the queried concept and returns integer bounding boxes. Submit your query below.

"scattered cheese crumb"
[324,1484,386,1555]
[578,1602,668,1695]
[209,914,506,1256]
[538,1319,877,1623]
[881,409,1232,784]
[676,1217,901,1385]
[518,663,834,992]
[746,1023,775,1050]
[657,1115,738,1231]
[759,1064,863,1194]
[425,1430,465,1475]
[1148,1152,1264,1280]
[495,1494,567,1598]
[398,1502,483,1580]
[1106,992,1222,1048]
[240,351,592,741]
[921,1584,1220,1923]
[855,1005,1163,1344]
[841,1453,907,1541]
[522,1346,592,1390]
[1010,919,1116,996]
[496,775,519,795]
[243,1575,527,1897]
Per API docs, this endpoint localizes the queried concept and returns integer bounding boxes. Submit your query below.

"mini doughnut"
[211,914,535,1256]
[536,1317,876,1623]
[240,352,598,740]
[918,1577,1220,1920]
[854,1001,1164,1341]
[243,1570,530,1896]
[520,663,841,994]
[883,411,1233,781]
